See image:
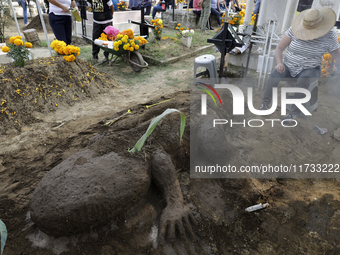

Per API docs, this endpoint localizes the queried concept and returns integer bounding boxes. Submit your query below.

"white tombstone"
[243,0,255,26]
[257,0,288,32]
[282,0,299,32]
[312,0,340,20]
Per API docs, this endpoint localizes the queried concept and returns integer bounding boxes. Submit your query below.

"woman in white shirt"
[48,0,78,44]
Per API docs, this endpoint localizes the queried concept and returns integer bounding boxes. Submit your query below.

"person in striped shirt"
[260,7,340,124]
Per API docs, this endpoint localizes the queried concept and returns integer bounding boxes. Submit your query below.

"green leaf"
[0,219,7,255]
[129,108,186,153]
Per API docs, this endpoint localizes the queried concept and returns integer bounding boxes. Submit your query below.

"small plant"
[1,36,33,67]
[150,19,163,39]
[117,1,126,11]
[0,0,11,43]
[175,23,194,39]
[0,219,7,255]
[129,108,186,153]
[50,39,80,62]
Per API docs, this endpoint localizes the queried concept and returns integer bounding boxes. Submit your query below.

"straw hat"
[291,7,336,40]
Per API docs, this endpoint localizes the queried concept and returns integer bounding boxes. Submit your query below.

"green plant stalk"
[128,108,186,152]
[6,43,31,67]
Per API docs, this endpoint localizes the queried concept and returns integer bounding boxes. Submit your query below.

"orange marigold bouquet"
[1,35,33,67]
[150,19,163,39]
[50,39,80,62]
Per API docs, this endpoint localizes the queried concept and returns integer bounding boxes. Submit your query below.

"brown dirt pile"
[0,56,116,135]
[25,14,53,33]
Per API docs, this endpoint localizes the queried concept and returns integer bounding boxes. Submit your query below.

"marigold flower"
[14,39,23,46]
[134,45,139,50]
[1,46,10,52]
[9,36,17,44]
[24,42,33,48]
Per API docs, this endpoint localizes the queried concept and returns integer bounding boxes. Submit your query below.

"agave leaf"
[129,108,186,153]
[0,219,7,255]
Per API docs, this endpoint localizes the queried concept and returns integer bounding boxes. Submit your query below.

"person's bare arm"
[198,0,204,7]
[70,0,77,8]
[274,34,291,74]
[110,4,114,15]
[234,0,239,9]
[48,0,70,12]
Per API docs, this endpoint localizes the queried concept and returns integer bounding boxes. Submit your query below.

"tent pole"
[35,0,52,56]
[9,0,21,36]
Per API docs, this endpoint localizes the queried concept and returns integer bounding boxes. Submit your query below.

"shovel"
[313,125,328,135]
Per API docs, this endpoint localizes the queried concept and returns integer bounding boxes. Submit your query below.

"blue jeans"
[210,8,221,26]
[18,0,28,24]
[262,65,321,116]
[253,0,261,15]
[49,13,73,45]
[152,4,163,19]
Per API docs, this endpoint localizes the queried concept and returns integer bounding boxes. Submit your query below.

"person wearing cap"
[260,7,340,124]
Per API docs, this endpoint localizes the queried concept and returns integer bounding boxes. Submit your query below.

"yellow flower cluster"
[1,46,10,52]
[50,39,80,62]
[118,29,134,39]
[50,40,80,56]
[63,55,76,62]
[14,38,23,46]
[117,1,126,11]
[113,34,140,52]
[175,23,191,38]
[98,33,108,41]
[134,36,148,45]
[150,19,163,37]
[250,13,257,26]
[239,1,246,9]
[9,36,22,44]
[24,42,33,48]
[229,9,245,26]
[321,36,340,77]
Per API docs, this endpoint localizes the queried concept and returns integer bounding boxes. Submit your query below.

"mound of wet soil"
[1,54,340,255]
[0,56,115,135]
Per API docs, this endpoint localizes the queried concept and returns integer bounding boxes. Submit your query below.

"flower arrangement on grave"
[229,9,245,26]
[1,36,32,67]
[175,23,194,39]
[134,36,148,45]
[117,1,126,11]
[150,19,163,39]
[321,36,340,77]
[50,39,80,62]
[103,26,120,40]
[112,29,143,52]
[250,13,257,26]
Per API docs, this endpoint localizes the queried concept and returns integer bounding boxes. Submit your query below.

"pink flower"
[103,26,120,36]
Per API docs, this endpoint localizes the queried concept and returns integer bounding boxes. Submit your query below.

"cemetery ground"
[2,20,340,255]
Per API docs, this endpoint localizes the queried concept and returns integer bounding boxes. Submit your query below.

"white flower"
[190,29,195,34]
